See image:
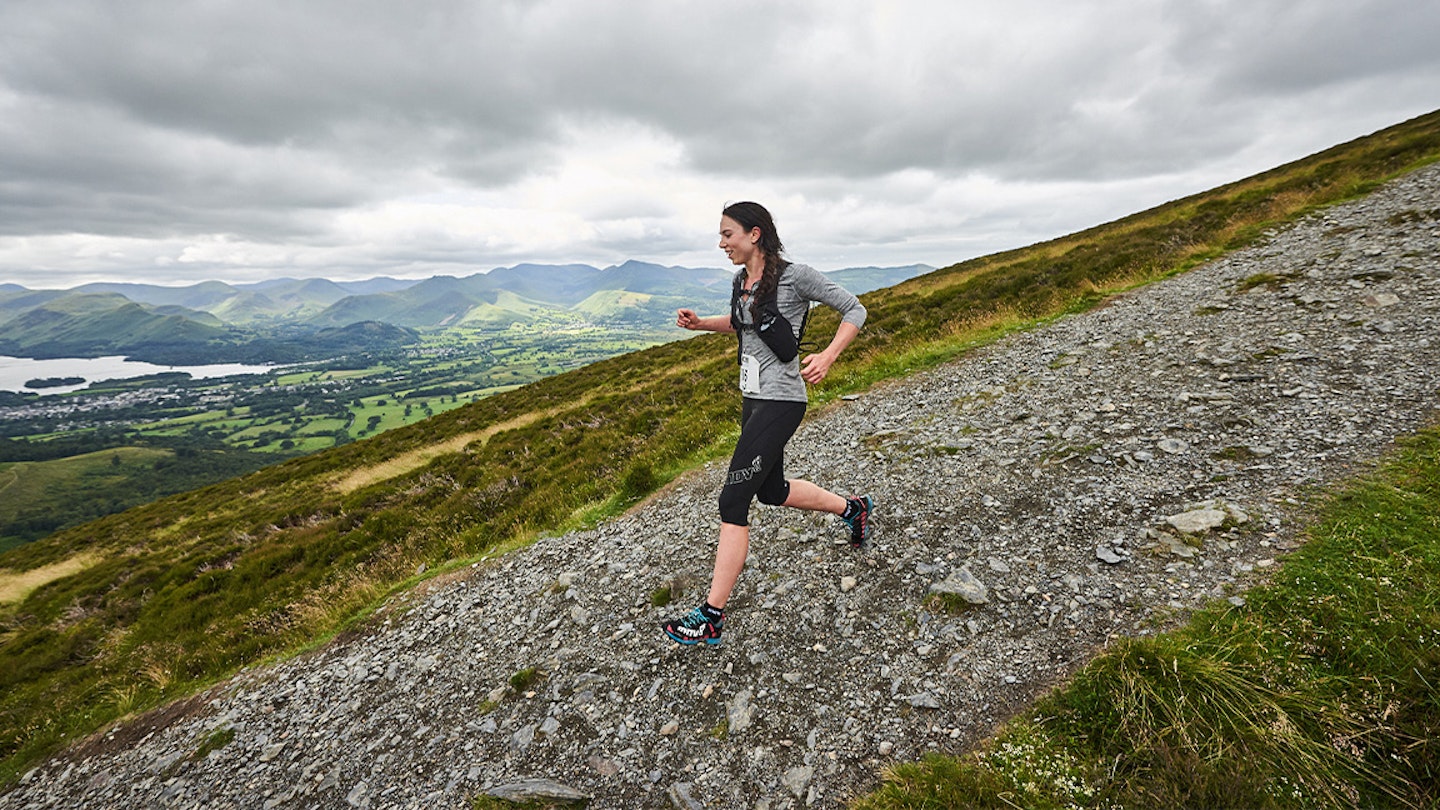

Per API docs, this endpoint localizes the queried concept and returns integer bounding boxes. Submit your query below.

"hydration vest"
[728,266,810,365]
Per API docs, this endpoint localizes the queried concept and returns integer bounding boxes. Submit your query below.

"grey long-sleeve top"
[734,263,866,403]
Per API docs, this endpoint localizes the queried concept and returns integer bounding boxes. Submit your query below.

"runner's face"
[719,216,760,267]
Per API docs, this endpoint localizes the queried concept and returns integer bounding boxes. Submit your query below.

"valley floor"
[6,164,1440,808]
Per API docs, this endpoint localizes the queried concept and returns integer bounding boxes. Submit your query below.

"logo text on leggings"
[725,455,764,486]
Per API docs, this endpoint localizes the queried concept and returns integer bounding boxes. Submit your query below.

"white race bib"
[739,354,761,395]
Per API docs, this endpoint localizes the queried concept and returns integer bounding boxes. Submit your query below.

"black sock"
[700,602,724,621]
[840,497,862,520]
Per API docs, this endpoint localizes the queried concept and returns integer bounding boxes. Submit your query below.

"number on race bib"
[740,354,761,395]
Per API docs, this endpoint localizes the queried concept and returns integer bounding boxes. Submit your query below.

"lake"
[0,355,274,395]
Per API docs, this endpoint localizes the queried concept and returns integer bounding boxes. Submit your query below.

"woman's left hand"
[800,351,836,384]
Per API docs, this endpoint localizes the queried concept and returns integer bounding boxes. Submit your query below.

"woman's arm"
[800,321,859,384]
[788,265,866,384]
[677,308,735,333]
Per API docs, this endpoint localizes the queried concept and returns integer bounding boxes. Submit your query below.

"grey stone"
[1157,438,1189,454]
[486,779,590,803]
[928,567,989,604]
[1167,509,1227,534]
[511,724,536,751]
[668,782,704,809]
[728,689,756,734]
[588,756,620,776]
[1160,534,1199,558]
[318,767,340,792]
[781,765,814,797]
[907,692,942,709]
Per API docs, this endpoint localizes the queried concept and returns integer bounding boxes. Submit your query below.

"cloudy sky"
[2,1,1437,289]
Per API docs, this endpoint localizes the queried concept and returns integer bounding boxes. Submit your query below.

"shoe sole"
[663,630,722,646]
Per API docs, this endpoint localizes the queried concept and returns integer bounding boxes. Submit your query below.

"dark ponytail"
[722,201,791,318]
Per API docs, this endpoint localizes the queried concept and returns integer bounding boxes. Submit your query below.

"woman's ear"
[750,227,761,244]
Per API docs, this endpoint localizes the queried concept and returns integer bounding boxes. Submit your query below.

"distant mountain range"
[0,262,933,363]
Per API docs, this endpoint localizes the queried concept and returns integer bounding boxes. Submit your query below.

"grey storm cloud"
[0,0,1437,285]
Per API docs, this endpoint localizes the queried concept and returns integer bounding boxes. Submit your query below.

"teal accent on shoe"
[661,606,723,646]
[841,495,874,549]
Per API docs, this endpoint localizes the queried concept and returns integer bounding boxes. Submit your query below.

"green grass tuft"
[922,593,979,615]
[1236,271,1294,291]
[192,727,236,760]
[509,666,543,693]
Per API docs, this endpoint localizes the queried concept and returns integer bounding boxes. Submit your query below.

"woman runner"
[661,201,873,646]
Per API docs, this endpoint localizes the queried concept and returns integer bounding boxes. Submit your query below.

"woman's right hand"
[676,308,701,330]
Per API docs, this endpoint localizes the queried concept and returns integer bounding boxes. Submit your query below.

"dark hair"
[723,200,791,318]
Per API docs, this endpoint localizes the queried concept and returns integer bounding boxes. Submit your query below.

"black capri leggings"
[718,398,807,526]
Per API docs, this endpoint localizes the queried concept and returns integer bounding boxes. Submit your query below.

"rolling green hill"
[0,293,231,359]
[73,280,243,311]
[306,262,737,328]
[571,288,694,322]
[73,279,354,323]
[2,109,1438,786]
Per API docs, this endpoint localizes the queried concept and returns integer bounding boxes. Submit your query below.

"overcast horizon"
[0,258,939,293]
[2,1,1438,290]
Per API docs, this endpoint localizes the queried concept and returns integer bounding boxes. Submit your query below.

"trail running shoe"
[661,606,723,646]
[841,495,874,549]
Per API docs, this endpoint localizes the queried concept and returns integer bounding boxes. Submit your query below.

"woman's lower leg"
[781,478,847,515]
[706,522,750,608]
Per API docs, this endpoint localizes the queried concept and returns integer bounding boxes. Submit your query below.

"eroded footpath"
[7,165,1440,809]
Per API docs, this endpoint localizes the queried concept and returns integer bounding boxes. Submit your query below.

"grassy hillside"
[0,443,281,553]
[0,448,171,552]
[2,109,1439,785]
